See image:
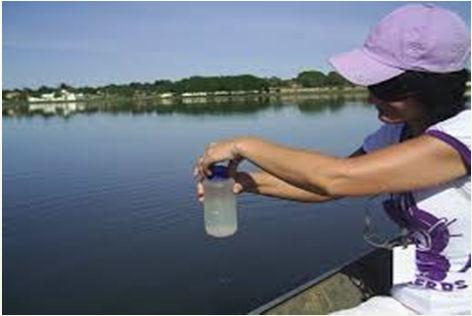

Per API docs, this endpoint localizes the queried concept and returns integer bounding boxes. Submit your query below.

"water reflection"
[4,94,369,118]
[296,97,351,114]
[27,102,85,117]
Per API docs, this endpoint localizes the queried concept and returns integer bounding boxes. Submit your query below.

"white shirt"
[362,109,471,314]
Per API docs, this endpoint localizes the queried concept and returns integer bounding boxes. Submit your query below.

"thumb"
[233,182,244,194]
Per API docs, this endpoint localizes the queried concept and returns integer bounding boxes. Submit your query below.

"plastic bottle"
[203,165,238,237]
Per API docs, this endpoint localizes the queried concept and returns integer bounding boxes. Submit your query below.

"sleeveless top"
[362,109,471,314]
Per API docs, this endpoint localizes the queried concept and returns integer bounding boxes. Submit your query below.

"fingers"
[200,145,213,177]
[194,155,209,203]
[195,139,241,184]
[193,156,208,179]
[201,157,212,177]
[194,154,246,202]
[200,140,239,176]
[193,156,206,203]
[197,182,204,202]
[193,157,202,179]
[196,181,241,203]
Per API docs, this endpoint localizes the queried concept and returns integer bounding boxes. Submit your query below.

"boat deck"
[250,248,392,315]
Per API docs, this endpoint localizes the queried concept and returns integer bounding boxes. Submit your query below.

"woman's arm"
[233,147,366,203]
[231,135,468,197]
[234,170,333,203]
[196,147,366,203]
[199,135,467,197]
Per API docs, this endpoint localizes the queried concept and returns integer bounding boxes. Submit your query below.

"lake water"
[3,98,397,314]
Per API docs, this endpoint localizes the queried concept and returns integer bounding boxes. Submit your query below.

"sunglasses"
[368,76,421,102]
[368,86,420,102]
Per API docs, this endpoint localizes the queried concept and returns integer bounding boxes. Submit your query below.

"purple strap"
[425,130,471,172]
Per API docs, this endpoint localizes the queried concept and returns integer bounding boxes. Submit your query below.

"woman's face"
[368,93,425,124]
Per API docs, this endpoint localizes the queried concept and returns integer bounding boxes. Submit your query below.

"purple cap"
[329,4,471,86]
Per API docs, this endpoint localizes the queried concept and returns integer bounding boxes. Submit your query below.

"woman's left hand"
[195,138,244,177]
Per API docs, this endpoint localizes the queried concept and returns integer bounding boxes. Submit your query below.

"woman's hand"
[193,138,251,202]
[195,171,257,202]
[196,138,244,177]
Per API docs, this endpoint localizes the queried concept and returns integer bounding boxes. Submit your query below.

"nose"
[368,93,386,107]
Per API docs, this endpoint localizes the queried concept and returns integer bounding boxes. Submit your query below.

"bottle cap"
[208,164,229,181]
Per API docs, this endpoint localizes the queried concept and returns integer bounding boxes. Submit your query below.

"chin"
[378,113,404,124]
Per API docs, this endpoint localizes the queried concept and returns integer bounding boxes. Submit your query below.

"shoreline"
[3,87,369,107]
[2,91,370,117]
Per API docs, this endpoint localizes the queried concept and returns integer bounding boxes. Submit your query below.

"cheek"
[396,103,424,120]
[393,98,425,118]
[370,95,424,122]
[385,101,418,119]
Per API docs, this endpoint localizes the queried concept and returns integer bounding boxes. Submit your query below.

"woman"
[195,4,470,314]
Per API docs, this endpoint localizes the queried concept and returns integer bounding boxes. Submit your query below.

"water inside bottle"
[204,179,237,238]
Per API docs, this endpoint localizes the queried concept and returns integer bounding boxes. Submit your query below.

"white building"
[159,93,174,98]
[182,92,208,97]
[27,89,77,103]
[213,91,230,96]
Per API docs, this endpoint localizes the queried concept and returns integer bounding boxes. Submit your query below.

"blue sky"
[3,1,470,89]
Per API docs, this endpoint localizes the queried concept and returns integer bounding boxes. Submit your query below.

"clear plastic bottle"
[203,165,238,237]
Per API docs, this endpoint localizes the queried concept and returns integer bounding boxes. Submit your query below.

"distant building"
[213,91,230,96]
[159,93,174,98]
[230,90,247,95]
[27,96,45,103]
[27,89,77,103]
[182,92,208,97]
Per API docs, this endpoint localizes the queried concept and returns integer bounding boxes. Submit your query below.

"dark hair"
[368,69,470,126]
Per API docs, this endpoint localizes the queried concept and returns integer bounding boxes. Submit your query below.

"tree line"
[3,70,353,101]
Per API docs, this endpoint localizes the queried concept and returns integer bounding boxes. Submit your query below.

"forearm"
[243,171,336,203]
[235,137,344,196]
[234,135,468,197]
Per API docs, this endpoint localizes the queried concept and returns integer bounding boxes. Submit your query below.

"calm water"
[3,99,397,314]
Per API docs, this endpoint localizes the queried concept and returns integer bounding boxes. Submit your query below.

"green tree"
[153,80,175,93]
[58,83,73,90]
[76,86,97,94]
[296,71,327,87]
[325,71,351,86]
[267,76,284,87]
[37,85,54,94]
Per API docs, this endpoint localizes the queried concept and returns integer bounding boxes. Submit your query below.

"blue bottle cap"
[208,165,229,181]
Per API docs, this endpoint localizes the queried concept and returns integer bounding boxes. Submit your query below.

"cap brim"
[328,48,405,86]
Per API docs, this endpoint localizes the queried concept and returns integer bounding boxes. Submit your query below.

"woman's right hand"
[195,171,256,203]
